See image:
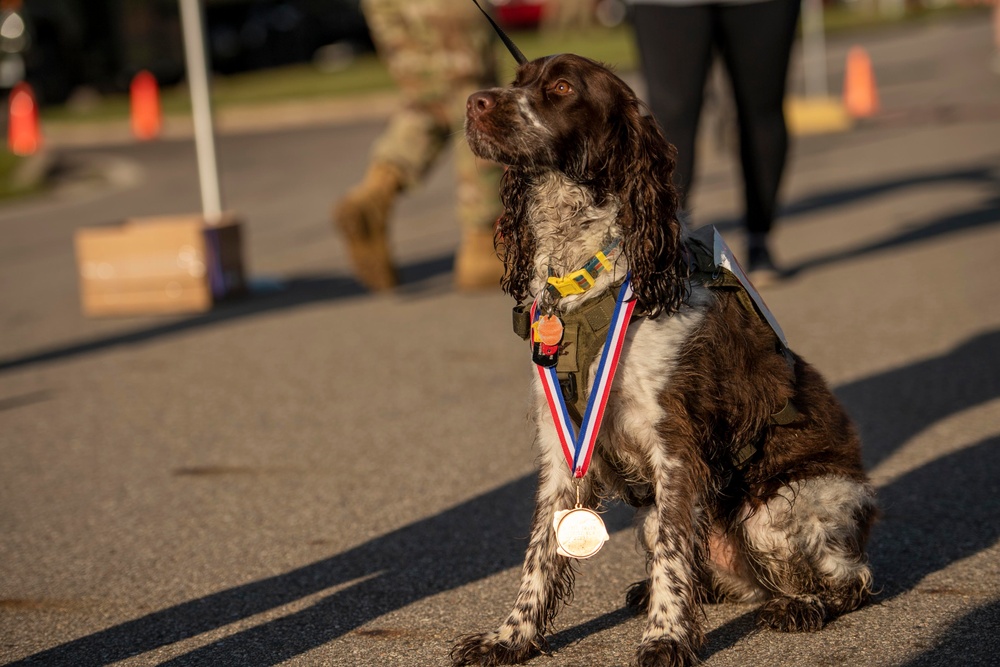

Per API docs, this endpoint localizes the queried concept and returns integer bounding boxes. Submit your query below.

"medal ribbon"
[531,276,636,478]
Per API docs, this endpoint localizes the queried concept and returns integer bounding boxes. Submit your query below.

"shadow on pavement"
[9,474,538,667]
[782,163,998,224]
[896,599,1000,667]
[782,191,1000,277]
[836,330,1000,472]
[546,606,636,654]
[707,160,1000,277]
[0,254,454,375]
[870,435,1000,600]
[549,606,757,664]
[11,342,999,664]
[834,330,1000,601]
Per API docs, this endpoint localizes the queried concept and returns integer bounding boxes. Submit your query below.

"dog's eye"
[551,80,574,96]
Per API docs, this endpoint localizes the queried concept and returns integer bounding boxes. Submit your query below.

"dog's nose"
[467,91,496,119]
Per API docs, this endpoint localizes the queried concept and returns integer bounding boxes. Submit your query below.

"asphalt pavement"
[1,12,999,667]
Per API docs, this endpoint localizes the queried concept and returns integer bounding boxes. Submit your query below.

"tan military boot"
[454,228,504,291]
[333,162,403,291]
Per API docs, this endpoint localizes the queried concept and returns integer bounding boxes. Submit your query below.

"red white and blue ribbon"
[531,276,637,478]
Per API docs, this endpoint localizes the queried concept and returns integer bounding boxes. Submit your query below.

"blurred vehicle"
[488,0,628,30]
[490,0,546,29]
[205,0,372,74]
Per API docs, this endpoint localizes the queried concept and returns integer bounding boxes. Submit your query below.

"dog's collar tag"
[536,314,564,346]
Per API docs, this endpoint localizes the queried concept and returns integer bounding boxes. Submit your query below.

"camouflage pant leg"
[362,0,503,231]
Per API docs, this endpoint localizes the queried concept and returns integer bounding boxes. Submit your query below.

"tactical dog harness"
[513,227,801,470]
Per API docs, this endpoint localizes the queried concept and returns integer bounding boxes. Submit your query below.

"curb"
[785,95,854,135]
[42,91,401,149]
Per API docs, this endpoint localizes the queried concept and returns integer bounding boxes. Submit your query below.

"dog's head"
[466,54,687,317]
[466,54,637,178]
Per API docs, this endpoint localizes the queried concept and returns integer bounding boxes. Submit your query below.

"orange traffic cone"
[130,70,162,140]
[8,82,42,156]
[843,46,879,119]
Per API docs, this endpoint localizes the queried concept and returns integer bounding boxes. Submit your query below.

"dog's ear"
[495,166,536,302]
[612,105,688,318]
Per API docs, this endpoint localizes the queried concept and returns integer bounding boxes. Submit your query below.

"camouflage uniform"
[362,0,502,232]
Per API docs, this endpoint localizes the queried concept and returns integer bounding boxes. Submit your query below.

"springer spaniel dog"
[453,54,876,667]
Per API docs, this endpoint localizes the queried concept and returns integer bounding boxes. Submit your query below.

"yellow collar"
[545,239,622,298]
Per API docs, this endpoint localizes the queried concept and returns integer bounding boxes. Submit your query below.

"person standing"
[335,0,504,291]
[629,0,802,284]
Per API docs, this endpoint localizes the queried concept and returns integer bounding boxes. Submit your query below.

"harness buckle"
[547,274,586,296]
[558,373,578,404]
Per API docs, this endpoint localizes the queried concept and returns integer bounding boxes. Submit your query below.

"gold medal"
[552,507,609,559]
[537,314,564,346]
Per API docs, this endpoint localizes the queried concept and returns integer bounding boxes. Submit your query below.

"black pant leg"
[715,0,801,234]
[630,4,715,209]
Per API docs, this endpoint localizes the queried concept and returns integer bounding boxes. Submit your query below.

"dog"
[452,53,876,667]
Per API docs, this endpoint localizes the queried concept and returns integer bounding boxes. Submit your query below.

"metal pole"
[178,0,223,224]
[801,0,828,99]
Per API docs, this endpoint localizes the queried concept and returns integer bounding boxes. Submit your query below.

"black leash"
[469,0,528,65]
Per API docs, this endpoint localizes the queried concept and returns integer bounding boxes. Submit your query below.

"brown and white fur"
[453,54,876,667]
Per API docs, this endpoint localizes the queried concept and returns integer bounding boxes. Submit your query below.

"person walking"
[334,0,504,291]
[628,0,802,285]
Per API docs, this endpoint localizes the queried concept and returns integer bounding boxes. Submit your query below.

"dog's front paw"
[634,638,699,667]
[450,631,541,666]
[756,595,827,632]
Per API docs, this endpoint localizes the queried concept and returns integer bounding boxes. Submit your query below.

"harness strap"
[770,397,802,426]
[556,287,620,423]
[732,443,758,469]
[513,289,619,424]
[686,230,805,469]
[686,231,769,345]
[513,304,532,341]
